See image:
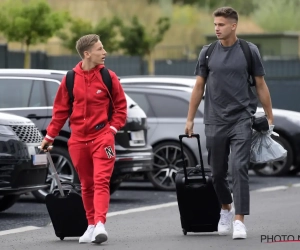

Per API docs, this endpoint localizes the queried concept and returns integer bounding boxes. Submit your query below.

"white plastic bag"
[250,125,287,164]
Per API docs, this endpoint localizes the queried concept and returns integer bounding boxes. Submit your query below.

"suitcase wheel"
[182,229,187,236]
[60,237,64,240]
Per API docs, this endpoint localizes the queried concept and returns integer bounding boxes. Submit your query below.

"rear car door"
[0,77,48,131]
[146,93,207,163]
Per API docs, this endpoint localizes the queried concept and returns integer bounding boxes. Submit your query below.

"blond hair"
[76,34,100,59]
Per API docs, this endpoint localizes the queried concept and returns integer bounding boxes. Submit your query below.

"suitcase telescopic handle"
[38,146,65,197]
[179,134,206,185]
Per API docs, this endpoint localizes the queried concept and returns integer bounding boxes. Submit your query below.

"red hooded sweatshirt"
[44,62,127,142]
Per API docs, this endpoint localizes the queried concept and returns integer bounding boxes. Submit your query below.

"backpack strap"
[204,40,218,77]
[66,70,75,116]
[66,67,113,122]
[100,67,113,121]
[239,38,256,86]
[204,39,256,87]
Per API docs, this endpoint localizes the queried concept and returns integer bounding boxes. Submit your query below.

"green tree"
[202,0,258,16]
[0,0,67,68]
[58,17,121,55]
[148,0,258,16]
[252,0,300,32]
[119,16,170,74]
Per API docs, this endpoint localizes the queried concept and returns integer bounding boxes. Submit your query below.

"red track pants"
[68,130,115,225]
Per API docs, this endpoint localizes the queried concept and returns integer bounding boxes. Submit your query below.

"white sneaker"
[218,206,235,235]
[92,222,108,244]
[79,225,95,243]
[233,220,247,239]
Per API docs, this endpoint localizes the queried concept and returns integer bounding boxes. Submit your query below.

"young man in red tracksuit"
[40,34,127,244]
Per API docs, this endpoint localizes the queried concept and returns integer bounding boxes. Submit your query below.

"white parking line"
[1,202,179,236]
[2,183,300,236]
[254,183,300,192]
[292,183,300,188]
[255,186,289,192]
[107,201,178,217]
[0,226,41,236]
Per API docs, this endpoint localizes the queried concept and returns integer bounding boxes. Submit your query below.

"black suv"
[0,69,153,201]
[0,112,48,211]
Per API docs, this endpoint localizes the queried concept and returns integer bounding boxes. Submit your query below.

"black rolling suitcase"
[175,134,221,235]
[43,147,88,240]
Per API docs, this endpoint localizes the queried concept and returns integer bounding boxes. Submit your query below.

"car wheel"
[147,141,196,191]
[252,135,293,176]
[287,166,300,175]
[0,195,20,212]
[110,181,122,194]
[32,146,79,202]
[109,175,125,195]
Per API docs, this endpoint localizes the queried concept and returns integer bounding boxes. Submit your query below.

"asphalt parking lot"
[0,173,299,230]
[0,176,300,250]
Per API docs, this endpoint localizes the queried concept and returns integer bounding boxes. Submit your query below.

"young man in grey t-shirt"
[185,7,273,239]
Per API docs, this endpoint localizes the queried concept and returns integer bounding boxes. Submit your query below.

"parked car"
[119,75,300,190]
[0,112,48,211]
[0,69,153,201]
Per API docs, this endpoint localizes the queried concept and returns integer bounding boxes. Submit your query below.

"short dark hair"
[213,7,238,22]
[76,34,100,59]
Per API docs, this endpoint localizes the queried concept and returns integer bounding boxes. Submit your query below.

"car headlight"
[0,125,16,136]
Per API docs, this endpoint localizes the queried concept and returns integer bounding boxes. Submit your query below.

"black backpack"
[65,67,113,121]
[204,38,256,86]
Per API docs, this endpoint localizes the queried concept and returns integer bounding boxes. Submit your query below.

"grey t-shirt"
[194,39,265,125]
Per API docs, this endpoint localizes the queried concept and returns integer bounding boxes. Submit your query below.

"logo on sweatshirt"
[104,146,115,158]
[96,89,102,94]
